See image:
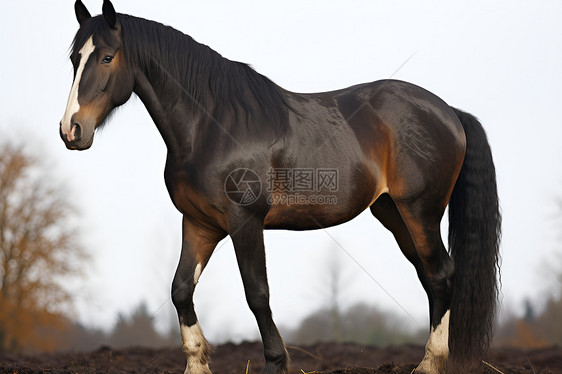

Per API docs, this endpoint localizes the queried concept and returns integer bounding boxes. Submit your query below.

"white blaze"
[61,36,95,140]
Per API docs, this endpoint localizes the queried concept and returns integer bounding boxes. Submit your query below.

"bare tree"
[0,143,86,352]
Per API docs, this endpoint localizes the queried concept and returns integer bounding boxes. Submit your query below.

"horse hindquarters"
[380,108,500,373]
[369,92,467,372]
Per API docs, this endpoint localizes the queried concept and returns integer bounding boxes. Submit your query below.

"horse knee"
[433,256,454,286]
[172,275,195,310]
[425,255,454,326]
[245,285,270,314]
[420,250,454,285]
[443,257,454,291]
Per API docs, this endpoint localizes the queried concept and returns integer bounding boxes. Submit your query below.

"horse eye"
[102,56,114,64]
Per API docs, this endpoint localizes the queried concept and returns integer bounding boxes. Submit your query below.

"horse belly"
[264,201,362,230]
[263,163,382,230]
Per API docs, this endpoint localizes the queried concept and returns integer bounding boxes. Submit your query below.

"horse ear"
[102,0,118,29]
[75,0,92,25]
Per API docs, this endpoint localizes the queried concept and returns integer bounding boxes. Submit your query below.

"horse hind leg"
[370,194,433,313]
[398,201,454,374]
[371,194,454,373]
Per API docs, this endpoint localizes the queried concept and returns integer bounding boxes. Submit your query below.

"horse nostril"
[72,123,82,141]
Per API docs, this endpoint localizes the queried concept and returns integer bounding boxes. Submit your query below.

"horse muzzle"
[59,121,94,150]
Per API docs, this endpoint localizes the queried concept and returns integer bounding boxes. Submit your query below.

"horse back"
[263,80,466,229]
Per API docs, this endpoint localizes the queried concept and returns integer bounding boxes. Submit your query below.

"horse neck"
[125,15,290,162]
[130,35,215,161]
[132,68,180,152]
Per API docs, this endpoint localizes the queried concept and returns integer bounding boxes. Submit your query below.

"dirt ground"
[1,341,561,374]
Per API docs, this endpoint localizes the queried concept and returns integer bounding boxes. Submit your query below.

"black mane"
[72,14,290,141]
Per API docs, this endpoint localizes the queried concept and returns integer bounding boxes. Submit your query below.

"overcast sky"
[1,0,561,342]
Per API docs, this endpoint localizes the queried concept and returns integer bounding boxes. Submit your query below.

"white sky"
[1,0,561,342]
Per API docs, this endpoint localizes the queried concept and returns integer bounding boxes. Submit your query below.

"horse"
[60,1,501,373]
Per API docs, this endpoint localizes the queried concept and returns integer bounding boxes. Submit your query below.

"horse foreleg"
[230,216,289,374]
[172,217,224,374]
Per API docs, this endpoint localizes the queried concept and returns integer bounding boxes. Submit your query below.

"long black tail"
[448,108,501,367]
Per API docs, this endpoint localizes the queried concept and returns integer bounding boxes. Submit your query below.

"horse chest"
[167,176,227,230]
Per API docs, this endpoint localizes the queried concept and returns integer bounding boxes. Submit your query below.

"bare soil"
[1,342,561,373]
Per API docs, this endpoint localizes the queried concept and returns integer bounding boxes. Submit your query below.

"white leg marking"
[181,322,212,374]
[61,36,95,139]
[193,263,202,285]
[416,310,450,373]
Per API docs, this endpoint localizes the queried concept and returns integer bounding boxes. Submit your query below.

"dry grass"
[482,360,505,374]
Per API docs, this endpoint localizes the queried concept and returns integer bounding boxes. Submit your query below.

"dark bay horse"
[60,1,500,373]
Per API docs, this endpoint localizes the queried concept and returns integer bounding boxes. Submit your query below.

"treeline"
[285,296,562,349]
[495,284,562,347]
[26,301,180,353]
[8,294,562,354]
[21,300,425,353]
[285,302,425,346]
